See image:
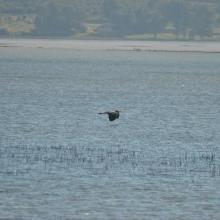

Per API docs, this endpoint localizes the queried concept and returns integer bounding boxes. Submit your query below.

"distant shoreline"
[1,38,220,53]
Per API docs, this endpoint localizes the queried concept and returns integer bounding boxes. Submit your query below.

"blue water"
[0,47,220,219]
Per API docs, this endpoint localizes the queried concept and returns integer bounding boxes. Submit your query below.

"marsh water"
[0,44,220,219]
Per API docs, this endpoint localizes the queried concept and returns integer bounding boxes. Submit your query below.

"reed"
[0,144,219,177]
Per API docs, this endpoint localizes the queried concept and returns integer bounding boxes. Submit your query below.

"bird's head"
[115,110,120,113]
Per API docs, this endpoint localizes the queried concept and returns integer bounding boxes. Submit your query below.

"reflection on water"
[0,47,220,219]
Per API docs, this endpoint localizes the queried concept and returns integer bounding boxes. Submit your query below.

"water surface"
[0,47,220,219]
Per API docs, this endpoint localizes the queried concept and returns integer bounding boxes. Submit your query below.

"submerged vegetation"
[0,0,220,40]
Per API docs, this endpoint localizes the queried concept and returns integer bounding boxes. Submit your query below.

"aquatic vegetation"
[0,144,219,178]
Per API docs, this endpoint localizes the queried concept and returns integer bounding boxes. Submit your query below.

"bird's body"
[99,110,120,121]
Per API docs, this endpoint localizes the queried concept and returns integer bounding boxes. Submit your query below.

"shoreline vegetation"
[1,38,220,53]
[1,1,220,42]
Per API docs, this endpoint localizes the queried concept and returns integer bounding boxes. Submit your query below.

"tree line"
[101,0,218,39]
[0,0,220,39]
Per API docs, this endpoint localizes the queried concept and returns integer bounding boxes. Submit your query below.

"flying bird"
[99,110,120,121]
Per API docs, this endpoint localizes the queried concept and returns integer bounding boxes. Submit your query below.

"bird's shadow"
[109,123,120,127]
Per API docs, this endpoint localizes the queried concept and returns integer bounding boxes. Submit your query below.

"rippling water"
[0,46,220,219]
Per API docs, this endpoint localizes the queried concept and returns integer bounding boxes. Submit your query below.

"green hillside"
[0,0,220,40]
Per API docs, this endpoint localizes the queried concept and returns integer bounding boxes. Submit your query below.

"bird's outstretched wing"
[98,112,109,115]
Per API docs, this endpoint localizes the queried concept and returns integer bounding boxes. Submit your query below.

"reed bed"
[0,145,219,177]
